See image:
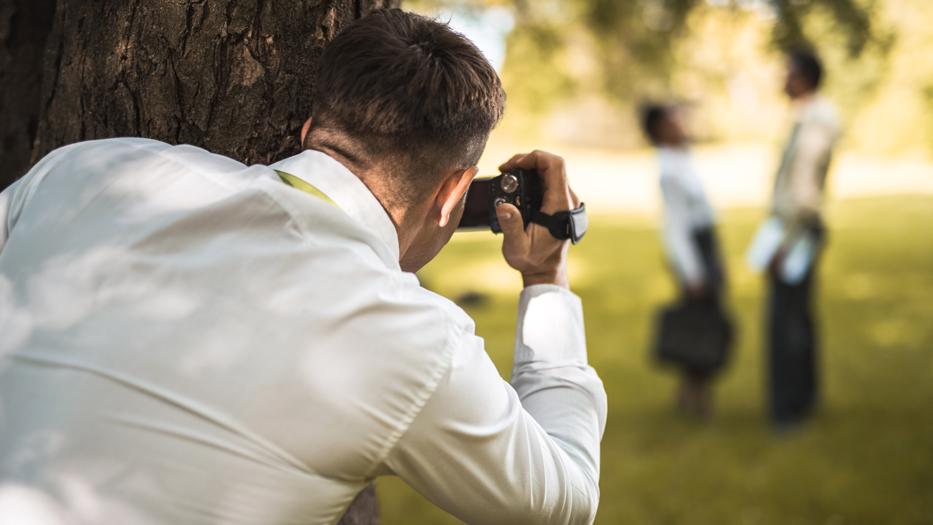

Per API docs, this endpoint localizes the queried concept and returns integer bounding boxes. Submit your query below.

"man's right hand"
[495,150,580,290]
[768,250,785,278]
[687,283,709,301]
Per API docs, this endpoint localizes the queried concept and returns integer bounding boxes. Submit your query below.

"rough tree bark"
[32,0,397,167]
[0,0,55,190]
[3,0,401,522]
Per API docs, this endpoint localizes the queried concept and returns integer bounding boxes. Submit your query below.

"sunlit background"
[377,1,933,524]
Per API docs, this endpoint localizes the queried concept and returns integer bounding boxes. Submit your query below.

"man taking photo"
[0,8,606,525]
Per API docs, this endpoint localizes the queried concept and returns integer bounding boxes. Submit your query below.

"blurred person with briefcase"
[642,104,734,417]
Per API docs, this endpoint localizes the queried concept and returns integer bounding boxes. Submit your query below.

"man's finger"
[500,151,567,191]
[496,203,524,237]
[499,150,573,214]
[511,150,563,171]
[570,187,581,208]
[496,203,530,260]
[498,153,527,173]
[500,150,543,173]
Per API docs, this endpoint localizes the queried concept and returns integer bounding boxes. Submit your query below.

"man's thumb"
[496,203,524,236]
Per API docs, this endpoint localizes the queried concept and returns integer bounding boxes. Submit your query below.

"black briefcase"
[652,299,733,372]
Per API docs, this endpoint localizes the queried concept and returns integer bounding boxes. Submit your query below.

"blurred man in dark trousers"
[643,104,729,417]
[764,50,841,430]
[0,9,604,524]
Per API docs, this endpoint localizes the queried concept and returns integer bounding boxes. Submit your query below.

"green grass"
[377,195,933,525]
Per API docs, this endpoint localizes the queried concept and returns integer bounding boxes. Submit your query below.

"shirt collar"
[791,93,820,121]
[270,150,401,262]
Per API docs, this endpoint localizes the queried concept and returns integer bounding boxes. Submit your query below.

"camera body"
[458,168,543,233]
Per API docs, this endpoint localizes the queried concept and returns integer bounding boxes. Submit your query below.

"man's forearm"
[382,294,605,524]
[511,284,606,474]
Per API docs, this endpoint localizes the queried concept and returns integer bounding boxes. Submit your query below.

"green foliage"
[378,195,933,524]
[500,22,576,115]
[802,3,895,142]
[407,0,933,156]
[771,0,876,57]
[583,0,698,99]
[498,0,888,107]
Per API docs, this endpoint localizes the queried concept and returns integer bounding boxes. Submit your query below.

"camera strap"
[531,203,588,244]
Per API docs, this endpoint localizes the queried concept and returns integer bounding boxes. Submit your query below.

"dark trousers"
[767,266,818,425]
[678,227,730,379]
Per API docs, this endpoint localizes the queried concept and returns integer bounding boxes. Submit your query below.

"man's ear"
[300,117,313,147]
[437,166,478,228]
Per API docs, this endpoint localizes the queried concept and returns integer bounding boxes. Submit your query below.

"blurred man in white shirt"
[765,50,841,429]
[643,104,729,417]
[0,9,605,525]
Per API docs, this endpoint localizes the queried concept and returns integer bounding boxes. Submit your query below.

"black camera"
[458,169,542,234]
[457,169,588,244]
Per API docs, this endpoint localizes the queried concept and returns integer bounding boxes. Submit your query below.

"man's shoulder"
[402,276,477,332]
[53,137,252,175]
[805,96,842,134]
[271,262,478,394]
[340,267,477,342]
[277,243,476,354]
[53,137,184,156]
[329,266,478,384]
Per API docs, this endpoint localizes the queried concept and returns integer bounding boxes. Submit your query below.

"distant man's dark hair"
[310,9,505,205]
[641,104,668,146]
[789,50,823,90]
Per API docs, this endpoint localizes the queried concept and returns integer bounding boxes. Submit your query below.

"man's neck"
[660,139,687,150]
[303,140,424,266]
[792,90,817,104]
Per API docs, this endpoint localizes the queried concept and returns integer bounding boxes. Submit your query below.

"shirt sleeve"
[380,285,605,525]
[0,178,23,254]
[660,175,705,288]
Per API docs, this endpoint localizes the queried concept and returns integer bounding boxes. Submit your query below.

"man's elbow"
[570,477,601,525]
[499,474,600,525]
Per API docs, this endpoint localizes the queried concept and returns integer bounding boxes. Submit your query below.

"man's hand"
[686,283,709,301]
[496,150,580,289]
[768,250,784,278]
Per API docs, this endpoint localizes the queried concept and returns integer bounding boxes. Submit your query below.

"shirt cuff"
[514,285,587,365]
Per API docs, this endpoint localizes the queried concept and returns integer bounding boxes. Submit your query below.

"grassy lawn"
[377,195,933,525]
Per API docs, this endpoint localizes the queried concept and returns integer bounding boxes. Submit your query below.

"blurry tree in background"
[578,0,890,113]
[411,0,933,156]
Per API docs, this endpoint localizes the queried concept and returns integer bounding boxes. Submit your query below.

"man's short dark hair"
[310,9,505,205]
[789,50,823,90]
[641,104,668,146]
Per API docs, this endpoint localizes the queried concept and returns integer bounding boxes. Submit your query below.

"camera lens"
[501,174,519,194]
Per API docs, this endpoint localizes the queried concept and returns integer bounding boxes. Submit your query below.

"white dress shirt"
[771,95,841,247]
[656,147,716,288]
[0,138,606,525]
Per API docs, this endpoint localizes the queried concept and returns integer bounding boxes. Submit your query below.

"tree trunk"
[339,484,381,525]
[30,0,397,167]
[6,0,400,522]
[0,0,55,190]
